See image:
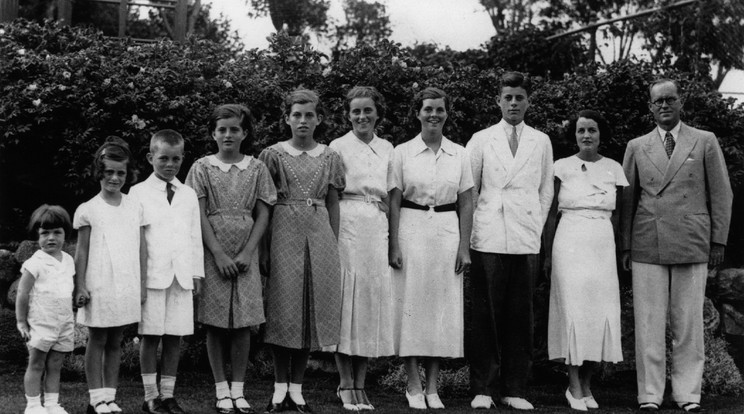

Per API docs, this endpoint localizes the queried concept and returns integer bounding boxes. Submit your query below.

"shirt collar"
[499,119,525,137]
[657,122,681,142]
[409,134,456,156]
[281,141,325,157]
[32,249,64,266]
[207,154,251,171]
[145,173,183,191]
[350,132,387,156]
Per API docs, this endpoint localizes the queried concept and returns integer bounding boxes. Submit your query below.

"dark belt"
[401,199,457,212]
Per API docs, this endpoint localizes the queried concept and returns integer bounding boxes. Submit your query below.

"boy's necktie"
[664,131,675,158]
[166,182,174,204]
[509,126,519,156]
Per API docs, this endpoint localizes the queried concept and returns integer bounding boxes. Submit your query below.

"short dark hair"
[410,87,450,120]
[209,104,255,139]
[500,71,532,96]
[281,89,325,137]
[150,129,184,153]
[93,136,137,184]
[345,86,386,127]
[648,78,683,97]
[27,204,72,239]
[566,109,612,142]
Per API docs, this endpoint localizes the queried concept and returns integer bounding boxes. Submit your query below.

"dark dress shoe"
[232,397,256,414]
[264,399,284,413]
[143,398,170,414]
[283,396,312,414]
[161,398,187,414]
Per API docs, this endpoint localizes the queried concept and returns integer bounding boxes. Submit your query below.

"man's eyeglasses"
[651,97,679,107]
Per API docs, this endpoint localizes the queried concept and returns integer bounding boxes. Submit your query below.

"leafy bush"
[1,19,743,247]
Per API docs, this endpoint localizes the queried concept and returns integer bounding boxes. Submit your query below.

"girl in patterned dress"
[259,90,345,413]
[185,104,277,414]
[73,137,147,414]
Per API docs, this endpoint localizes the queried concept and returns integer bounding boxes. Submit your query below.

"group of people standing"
[15,71,732,414]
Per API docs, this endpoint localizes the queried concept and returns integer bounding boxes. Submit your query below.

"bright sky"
[203,0,496,51]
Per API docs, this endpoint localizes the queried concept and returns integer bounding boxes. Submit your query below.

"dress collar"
[281,141,326,157]
[207,154,251,172]
[346,131,387,155]
[409,134,456,156]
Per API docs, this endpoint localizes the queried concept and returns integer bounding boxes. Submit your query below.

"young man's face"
[147,142,184,182]
[498,86,530,126]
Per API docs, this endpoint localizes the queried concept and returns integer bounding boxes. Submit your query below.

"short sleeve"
[388,145,404,192]
[258,148,279,179]
[554,158,567,181]
[255,161,278,205]
[327,149,346,191]
[21,256,41,279]
[458,148,475,193]
[185,158,208,199]
[612,160,630,187]
[73,201,90,230]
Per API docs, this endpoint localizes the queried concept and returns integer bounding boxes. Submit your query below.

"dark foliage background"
[1,20,743,245]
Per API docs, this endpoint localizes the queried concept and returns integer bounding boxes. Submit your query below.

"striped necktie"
[664,131,675,158]
[509,126,519,156]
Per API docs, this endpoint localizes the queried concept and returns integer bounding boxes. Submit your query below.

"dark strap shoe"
[143,398,170,414]
[162,398,187,414]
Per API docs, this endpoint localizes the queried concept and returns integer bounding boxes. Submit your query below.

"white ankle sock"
[215,381,230,400]
[289,383,305,405]
[89,388,106,406]
[160,376,176,399]
[44,392,59,407]
[272,382,288,405]
[142,373,159,401]
[26,394,42,408]
[230,381,244,399]
[103,388,116,402]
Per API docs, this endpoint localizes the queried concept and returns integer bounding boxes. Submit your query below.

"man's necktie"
[664,131,675,158]
[509,126,519,156]
[166,182,174,204]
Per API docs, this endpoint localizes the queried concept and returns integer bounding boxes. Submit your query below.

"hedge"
[1,19,743,242]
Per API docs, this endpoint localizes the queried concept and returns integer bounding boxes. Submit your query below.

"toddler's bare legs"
[24,348,47,397]
[44,350,66,395]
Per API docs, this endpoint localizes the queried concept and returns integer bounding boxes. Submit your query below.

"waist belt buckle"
[364,194,372,203]
[306,198,313,207]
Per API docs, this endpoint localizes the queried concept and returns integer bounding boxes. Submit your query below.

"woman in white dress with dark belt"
[388,87,473,410]
[545,110,628,411]
[328,86,395,411]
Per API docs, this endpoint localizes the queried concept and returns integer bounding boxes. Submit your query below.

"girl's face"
[100,159,128,195]
[38,227,65,255]
[575,117,600,154]
[349,97,378,138]
[212,117,247,154]
[417,98,448,134]
[286,103,322,139]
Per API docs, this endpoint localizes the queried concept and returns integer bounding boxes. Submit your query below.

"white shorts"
[28,297,74,353]
[139,279,194,336]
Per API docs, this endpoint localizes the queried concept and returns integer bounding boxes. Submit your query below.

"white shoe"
[500,397,535,410]
[405,391,426,410]
[425,394,444,410]
[45,405,70,414]
[583,396,598,409]
[24,406,47,414]
[565,389,587,411]
[471,395,494,409]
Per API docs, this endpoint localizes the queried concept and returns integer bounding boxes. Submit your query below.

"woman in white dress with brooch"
[328,86,395,411]
[388,87,473,410]
[545,110,628,411]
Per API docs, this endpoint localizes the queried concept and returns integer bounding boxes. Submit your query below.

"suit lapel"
[641,131,668,175]
[487,127,512,185]
[660,123,697,191]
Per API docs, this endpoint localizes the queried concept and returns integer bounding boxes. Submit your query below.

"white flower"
[131,114,146,129]
[223,80,233,88]
[412,82,419,89]
[32,99,41,106]
[399,61,407,68]
[391,56,399,64]
[322,67,332,77]
[17,48,25,55]
[59,85,67,91]
[103,78,111,86]
[562,119,570,128]
[27,83,38,91]
[127,82,134,88]
[0,29,5,35]
[62,71,71,79]
[132,337,140,345]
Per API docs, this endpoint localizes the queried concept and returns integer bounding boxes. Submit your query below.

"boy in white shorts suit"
[130,129,204,414]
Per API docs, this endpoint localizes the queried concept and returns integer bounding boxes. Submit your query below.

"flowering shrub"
[1,19,743,241]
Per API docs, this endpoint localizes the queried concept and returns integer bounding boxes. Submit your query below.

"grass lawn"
[1,364,742,414]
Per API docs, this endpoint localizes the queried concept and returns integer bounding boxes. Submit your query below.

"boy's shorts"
[27,297,74,353]
[139,279,194,336]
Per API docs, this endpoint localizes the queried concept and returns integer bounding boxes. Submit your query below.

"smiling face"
[649,81,682,130]
[147,142,184,182]
[498,86,530,125]
[417,98,448,134]
[212,116,247,155]
[575,117,600,155]
[37,226,65,256]
[349,97,379,140]
[286,102,321,139]
[100,158,128,195]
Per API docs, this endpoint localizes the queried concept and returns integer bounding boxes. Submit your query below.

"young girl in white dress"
[16,205,75,414]
[74,137,148,414]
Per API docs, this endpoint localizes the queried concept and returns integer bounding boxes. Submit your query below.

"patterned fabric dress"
[185,155,277,329]
[258,142,345,350]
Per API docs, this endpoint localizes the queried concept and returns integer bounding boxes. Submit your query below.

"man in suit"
[466,72,554,410]
[621,78,732,412]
